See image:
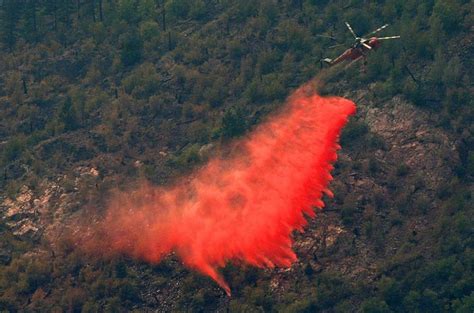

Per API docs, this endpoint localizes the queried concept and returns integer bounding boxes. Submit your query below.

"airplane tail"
[319,58,333,69]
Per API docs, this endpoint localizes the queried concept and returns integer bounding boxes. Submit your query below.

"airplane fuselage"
[325,37,381,66]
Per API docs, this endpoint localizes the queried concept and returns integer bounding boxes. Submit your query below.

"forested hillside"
[0,0,473,312]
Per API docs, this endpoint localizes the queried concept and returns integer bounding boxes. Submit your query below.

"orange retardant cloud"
[80,83,356,296]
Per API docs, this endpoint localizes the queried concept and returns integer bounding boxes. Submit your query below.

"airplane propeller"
[363,24,389,37]
[377,36,401,40]
[345,22,359,39]
[328,43,345,49]
[344,22,400,46]
[315,34,338,41]
[362,42,372,50]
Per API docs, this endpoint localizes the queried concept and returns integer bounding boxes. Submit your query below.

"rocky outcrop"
[362,96,456,191]
[1,186,40,239]
[0,166,101,241]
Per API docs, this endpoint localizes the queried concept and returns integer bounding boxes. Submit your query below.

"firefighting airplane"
[322,22,400,67]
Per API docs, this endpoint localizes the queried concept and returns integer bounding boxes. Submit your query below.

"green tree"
[361,298,392,313]
[58,97,79,131]
[0,0,21,49]
[221,107,247,139]
[120,32,143,66]
[166,0,190,19]
[2,136,25,164]
[431,0,463,34]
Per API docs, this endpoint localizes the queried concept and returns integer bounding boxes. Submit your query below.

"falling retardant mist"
[77,80,356,296]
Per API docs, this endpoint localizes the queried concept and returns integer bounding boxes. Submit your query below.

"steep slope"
[0,1,472,312]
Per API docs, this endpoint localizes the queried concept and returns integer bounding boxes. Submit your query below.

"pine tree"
[58,97,79,132]
[0,0,21,50]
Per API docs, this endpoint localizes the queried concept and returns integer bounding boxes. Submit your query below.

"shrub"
[121,63,160,99]
[396,164,410,177]
[189,0,206,20]
[120,33,143,66]
[221,107,247,139]
[361,298,392,313]
[369,134,387,150]
[58,97,79,132]
[2,136,25,163]
[431,0,463,34]
[171,144,201,169]
[140,21,160,41]
[368,157,379,174]
[341,206,357,226]
[118,280,139,303]
[340,120,369,145]
[166,0,190,19]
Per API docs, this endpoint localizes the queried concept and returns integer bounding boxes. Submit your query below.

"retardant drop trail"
[79,81,356,296]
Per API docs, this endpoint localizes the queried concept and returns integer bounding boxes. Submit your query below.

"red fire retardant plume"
[85,84,355,296]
